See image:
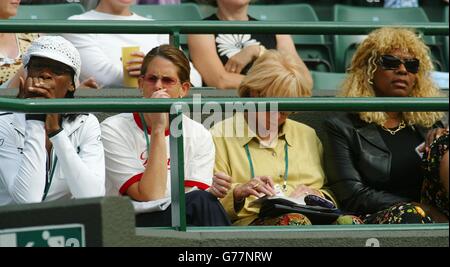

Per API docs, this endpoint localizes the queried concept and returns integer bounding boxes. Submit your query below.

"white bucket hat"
[22,36,81,87]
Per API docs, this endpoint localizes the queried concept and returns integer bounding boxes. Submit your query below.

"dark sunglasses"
[26,61,74,76]
[141,74,178,86]
[378,55,420,74]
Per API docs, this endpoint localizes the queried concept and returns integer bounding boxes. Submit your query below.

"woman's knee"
[185,190,231,226]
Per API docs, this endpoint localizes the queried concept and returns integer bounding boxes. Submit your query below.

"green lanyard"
[42,153,57,201]
[244,141,289,191]
[139,113,151,158]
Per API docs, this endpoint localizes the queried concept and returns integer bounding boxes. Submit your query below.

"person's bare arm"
[125,90,170,201]
[224,45,260,74]
[188,34,244,90]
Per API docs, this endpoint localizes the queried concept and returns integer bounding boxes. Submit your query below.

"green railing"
[0,97,448,113]
[0,19,448,232]
[0,20,447,47]
[1,20,447,34]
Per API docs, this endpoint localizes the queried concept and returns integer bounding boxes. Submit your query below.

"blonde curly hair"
[340,27,444,128]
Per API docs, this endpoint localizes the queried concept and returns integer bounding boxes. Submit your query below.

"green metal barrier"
[0,20,447,48]
[0,97,447,113]
[1,20,447,34]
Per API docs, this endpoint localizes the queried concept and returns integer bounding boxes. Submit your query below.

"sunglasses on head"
[141,74,178,86]
[378,54,420,74]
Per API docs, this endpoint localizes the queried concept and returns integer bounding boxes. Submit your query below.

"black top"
[377,126,423,201]
[323,113,434,214]
[204,14,277,74]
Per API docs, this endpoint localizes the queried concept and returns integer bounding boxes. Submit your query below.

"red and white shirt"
[101,113,214,201]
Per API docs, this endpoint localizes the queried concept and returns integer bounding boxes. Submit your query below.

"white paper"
[131,197,171,214]
[130,187,200,214]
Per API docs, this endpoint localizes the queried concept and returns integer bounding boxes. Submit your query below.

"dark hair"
[140,44,190,84]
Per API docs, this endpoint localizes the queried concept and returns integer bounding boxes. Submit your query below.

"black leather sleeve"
[323,115,410,215]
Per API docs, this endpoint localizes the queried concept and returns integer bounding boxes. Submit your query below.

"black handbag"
[259,197,342,225]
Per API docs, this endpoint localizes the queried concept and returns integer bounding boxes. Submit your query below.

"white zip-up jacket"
[0,112,105,205]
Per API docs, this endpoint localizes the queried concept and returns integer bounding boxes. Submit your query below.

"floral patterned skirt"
[250,213,363,226]
[361,202,433,224]
[250,213,312,226]
[421,132,449,219]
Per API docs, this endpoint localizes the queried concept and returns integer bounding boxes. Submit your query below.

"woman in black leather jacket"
[323,27,448,224]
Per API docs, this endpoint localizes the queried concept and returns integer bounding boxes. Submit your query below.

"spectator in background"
[0,36,105,205]
[2,0,98,89]
[62,0,202,89]
[0,0,39,87]
[323,27,448,224]
[188,0,312,90]
[101,45,230,227]
[209,50,360,226]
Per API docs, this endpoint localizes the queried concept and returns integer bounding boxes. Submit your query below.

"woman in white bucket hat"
[0,36,105,205]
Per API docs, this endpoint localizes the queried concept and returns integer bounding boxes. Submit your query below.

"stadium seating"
[130,3,203,58]
[248,4,334,72]
[333,4,446,72]
[311,71,345,93]
[12,3,85,20]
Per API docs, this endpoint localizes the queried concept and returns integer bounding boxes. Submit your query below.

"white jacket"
[0,113,105,205]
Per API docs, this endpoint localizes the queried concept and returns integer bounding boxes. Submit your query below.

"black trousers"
[135,190,231,227]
